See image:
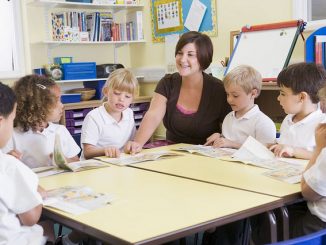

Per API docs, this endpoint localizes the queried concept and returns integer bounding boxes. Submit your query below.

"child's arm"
[6,149,23,160]
[212,137,241,149]
[204,133,221,146]
[83,143,120,159]
[301,124,326,201]
[18,204,42,226]
[269,144,313,159]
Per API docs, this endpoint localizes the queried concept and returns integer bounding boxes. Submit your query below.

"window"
[0,0,25,79]
[293,0,326,31]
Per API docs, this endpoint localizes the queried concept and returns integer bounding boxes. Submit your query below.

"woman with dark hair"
[125,31,230,153]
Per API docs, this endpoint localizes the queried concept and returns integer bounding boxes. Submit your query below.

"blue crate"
[83,80,106,99]
[61,94,81,104]
[61,62,97,80]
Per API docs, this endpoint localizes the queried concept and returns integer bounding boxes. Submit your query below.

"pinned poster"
[184,0,207,31]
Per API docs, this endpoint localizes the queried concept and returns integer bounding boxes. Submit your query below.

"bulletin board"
[150,0,217,42]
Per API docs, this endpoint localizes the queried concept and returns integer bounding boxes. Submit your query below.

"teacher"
[125,31,230,153]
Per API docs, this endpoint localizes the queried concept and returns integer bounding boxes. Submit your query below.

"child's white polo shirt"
[222,105,276,145]
[304,147,326,222]
[81,104,136,154]
[277,109,326,151]
[1,123,80,168]
[0,151,45,245]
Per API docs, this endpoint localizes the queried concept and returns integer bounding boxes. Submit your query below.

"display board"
[150,0,217,42]
[225,20,305,81]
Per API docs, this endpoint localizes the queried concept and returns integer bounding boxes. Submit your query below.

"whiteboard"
[226,26,299,80]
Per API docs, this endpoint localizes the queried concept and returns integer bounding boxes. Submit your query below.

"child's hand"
[315,123,326,149]
[269,144,294,157]
[104,147,120,158]
[124,141,142,155]
[37,185,47,199]
[7,149,23,160]
[212,137,234,148]
[204,133,221,146]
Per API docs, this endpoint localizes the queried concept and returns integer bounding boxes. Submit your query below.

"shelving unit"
[28,0,145,63]
[60,95,151,146]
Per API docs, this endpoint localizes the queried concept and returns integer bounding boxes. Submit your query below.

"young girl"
[1,75,80,168]
[81,68,138,159]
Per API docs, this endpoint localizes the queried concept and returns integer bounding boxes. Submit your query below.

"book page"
[262,166,304,184]
[67,159,109,172]
[43,186,114,215]
[173,145,236,158]
[95,151,181,166]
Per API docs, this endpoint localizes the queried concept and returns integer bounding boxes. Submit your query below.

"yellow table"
[40,166,281,244]
[134,146,301,201]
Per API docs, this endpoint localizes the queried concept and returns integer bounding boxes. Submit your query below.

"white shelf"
[29,0,144,10]
[55,76,144,84]
[43,40,145,45]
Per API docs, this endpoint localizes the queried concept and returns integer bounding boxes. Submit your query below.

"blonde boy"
[269,62,326,159]
[206,65,276,149]
[81,68,138,159]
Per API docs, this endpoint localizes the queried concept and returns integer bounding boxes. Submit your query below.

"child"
[1,75,80,168]
[269,62,326,159]
[205,65,276,148]
[0,82,46,244]
[285,86,326,238]
[81,68,138,159]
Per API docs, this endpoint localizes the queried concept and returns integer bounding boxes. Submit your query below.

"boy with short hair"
[0,82,45,245]
[286,85,326,238]
[269,62,326,159]
[205,65,276,148]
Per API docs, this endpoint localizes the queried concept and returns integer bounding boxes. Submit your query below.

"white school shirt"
[222,105,276,145]
[277,109,326,151]
[81,105,136,156]
[0,151,45,245]
[304,148,326,222]
[1,123,80,168]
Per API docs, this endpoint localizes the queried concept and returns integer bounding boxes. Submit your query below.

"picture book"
[95,150,182,166]
[173,145,236,158]
[43,186,114,215]
[33,134,109,177]
[226,136,308,183]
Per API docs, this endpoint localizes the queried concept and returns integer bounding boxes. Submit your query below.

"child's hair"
[102,68,138,101]
[13,75,58,131]
[223,65,262,97]
[0,82,16,118]
[277,62,326,103]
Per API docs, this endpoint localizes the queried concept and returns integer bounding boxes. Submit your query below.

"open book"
[173,145,236,158]
[95,150,182,166]
[225,136,308,183]
[43,186,114,215]
[33,134,109,177]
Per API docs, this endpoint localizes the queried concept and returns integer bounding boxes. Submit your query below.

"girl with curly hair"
[1,75,80,168]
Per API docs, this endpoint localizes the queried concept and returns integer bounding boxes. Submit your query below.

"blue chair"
[269,228,326,245]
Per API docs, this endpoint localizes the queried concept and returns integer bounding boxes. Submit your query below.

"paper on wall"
[184,0,207,31]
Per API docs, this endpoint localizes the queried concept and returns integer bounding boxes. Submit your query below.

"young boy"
[81,68,138,159]
[205,65,276,148]
[269,62,326,159]
[286,85,326,238]
[0,82,46,245]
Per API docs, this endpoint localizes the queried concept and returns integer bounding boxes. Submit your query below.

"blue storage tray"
[61,62,97,80]
[65,0,92,3]
[61,94,81,104]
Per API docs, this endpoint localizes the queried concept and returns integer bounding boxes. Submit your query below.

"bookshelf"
[28,0,145,63]
[305,26,326,67]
